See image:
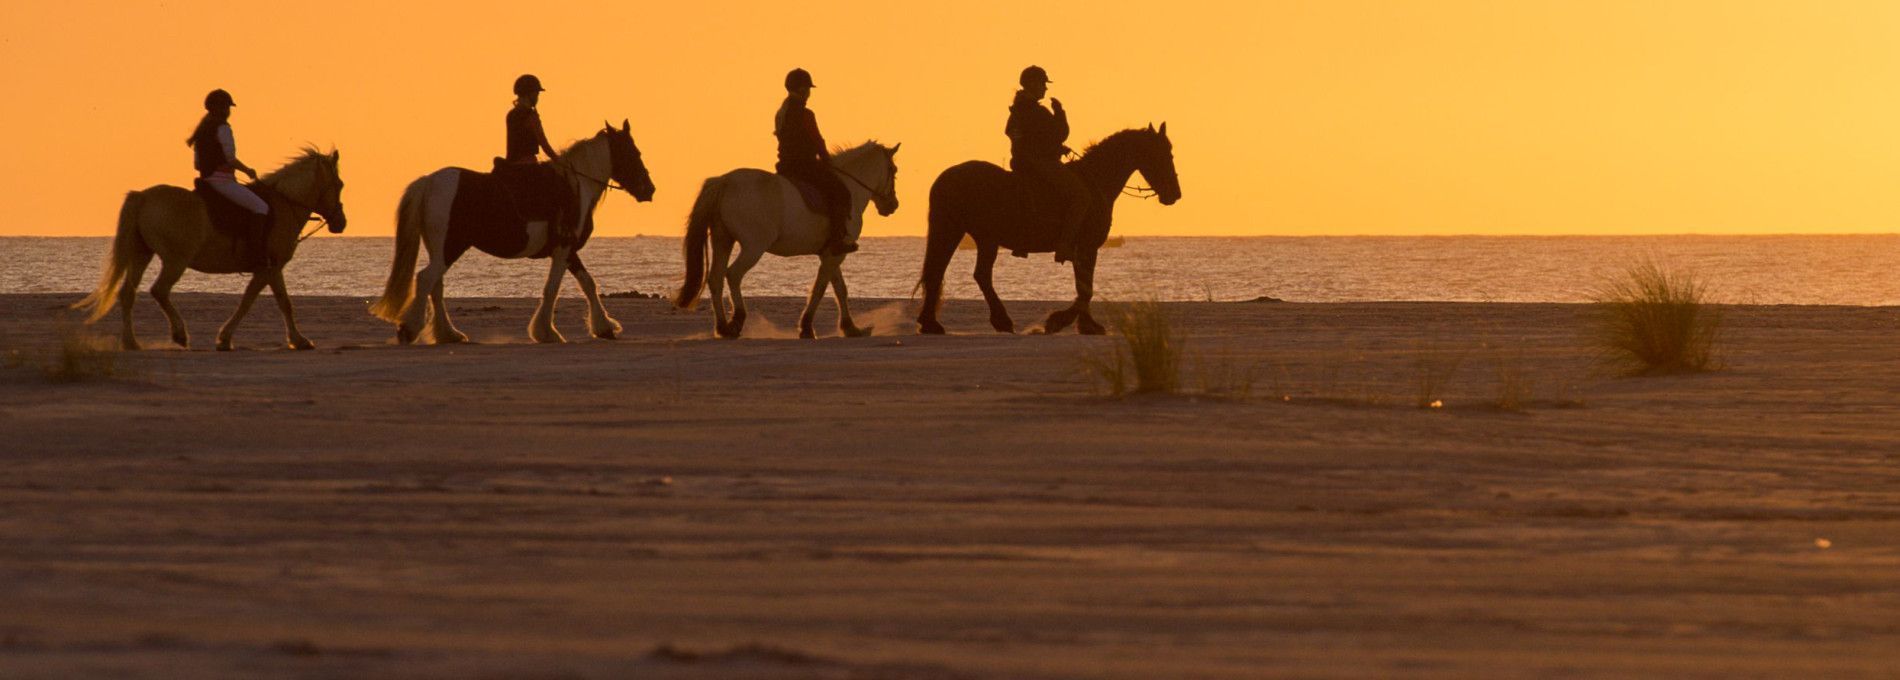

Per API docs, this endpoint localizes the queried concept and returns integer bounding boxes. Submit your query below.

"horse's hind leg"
[149,258,190,348]
[1074,251,1105,335]
[828,259,869,337]
[566,252,621,340]
[428,278,468,344]
[528,248,570,344]
[974,245,1012,333]
[116,252,154,351]
[798,260,832,339]
[708,236,734,338]
[266,270,315,350]
[216,274,269,351]
[723,244,764,338]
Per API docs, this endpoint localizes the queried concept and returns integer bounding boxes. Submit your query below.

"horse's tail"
[72,191,148,322]
[914,174,964,312]
[673,176,725,310]
[370,178,428,322]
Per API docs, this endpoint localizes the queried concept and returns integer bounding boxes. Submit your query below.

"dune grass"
[1081,299,1185,396]
[1591,260,1722,375]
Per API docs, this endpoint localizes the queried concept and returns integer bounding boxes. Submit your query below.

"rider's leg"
[210,176,274,270]
[1049,163,1090,264]
[813,167,857,255]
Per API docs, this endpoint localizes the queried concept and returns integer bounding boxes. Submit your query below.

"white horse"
[371,121,655,344]
[672,142,899,339]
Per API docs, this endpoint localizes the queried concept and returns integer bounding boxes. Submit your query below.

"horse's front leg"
[798,259,832,340]
[708,236,733,338]
[566,252,621,340]
[266,270,315,350]
[216,274,269,351]
[829,259,869,337]
[1042,249,1097,335]
[1074,251,1105,335]
[974,245,1012,333]
[529,248,570,343]
[428,278,468,344]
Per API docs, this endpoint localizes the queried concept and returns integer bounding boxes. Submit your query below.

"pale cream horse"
[73,149,347,350]
[672,142,899,338]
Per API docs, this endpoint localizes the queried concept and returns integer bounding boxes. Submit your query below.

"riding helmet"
[1020,66,1052,87]
[514,74,545,96]
[204,89,235,110]
[785,68,816,91]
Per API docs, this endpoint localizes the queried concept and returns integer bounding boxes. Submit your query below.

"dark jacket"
[506,106,550,163]
[189,115,229,178]
[775,97,829,169]
[1005,91,1070,169]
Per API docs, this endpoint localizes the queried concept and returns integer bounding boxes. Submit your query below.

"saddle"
[785,175,829,214]
[1004,170,1090,258]
[193,179,272,270]
[491,158,570,225]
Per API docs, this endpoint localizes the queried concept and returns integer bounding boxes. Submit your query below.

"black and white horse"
[372,121,654,343]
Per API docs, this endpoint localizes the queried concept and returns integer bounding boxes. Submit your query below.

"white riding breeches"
[205,174,269,215]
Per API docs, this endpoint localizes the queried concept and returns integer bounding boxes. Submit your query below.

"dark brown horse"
[917,124,1181,335]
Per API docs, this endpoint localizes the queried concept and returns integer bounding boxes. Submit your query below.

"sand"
[1,292,1897,679]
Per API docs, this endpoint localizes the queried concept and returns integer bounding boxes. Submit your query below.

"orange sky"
[4,0,1900,237]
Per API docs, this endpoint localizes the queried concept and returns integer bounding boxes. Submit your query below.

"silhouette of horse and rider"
[79,64,1181,347]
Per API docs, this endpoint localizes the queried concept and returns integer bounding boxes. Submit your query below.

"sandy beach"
[2,292,1897,679]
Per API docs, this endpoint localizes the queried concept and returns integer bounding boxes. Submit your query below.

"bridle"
[555,133,641,194]
[834,163,897,208]
[254,167,340,243]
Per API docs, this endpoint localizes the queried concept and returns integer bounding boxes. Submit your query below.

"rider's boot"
[823,208,858,255]
[252,210,277,271]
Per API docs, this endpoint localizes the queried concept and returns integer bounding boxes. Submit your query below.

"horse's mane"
[259,146,335,184]
[558,131,608,157]
[829,140,892,169]
[1075,128,1157,160]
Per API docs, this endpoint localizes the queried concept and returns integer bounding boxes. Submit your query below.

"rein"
[834,165,896,205]
[253,178,335,242]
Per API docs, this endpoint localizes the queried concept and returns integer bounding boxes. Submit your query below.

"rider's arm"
[806,110,832,163]
[533,113,559,160]
[1051,100,1070,144]
[219,125,257,179]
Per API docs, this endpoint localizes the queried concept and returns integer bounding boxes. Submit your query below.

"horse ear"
[1147,122,1155,132]
[891,142,901,155]
[621,119,630,133]
[331,150,340,161]
[1159,122,1168,136]
[603,119,613,132]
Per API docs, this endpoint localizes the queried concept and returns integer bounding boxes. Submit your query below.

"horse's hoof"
[396,326,417,345]
[289,339,316,351]
[593,328,617,340]
[918,320,945,335]
[1044,311,1077,335]
[990,318,1015,334]
[122,340,141,352]
[172,334,189,349]
[799,328,816,340]
[842,325,872,338]
[215,339,233,352]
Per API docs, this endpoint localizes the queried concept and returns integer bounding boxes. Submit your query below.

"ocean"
[3,235,1896,305]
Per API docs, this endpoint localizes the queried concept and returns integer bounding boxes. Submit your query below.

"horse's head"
[602,119,655,203]
[269,148,348,233]
[1138,123,1181,206]
[839,141,902,217]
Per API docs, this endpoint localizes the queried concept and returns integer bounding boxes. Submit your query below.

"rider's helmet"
[204,89,235,110]
[513,74,545,97]
[1020,66,1052,87]
[785,68,816,91]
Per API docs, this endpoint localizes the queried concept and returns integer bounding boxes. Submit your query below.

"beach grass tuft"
[1591,260,1722,375]
[1081,298,1185,396]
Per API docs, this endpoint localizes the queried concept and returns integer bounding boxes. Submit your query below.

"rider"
[1006,66,1090,264]
[775,68,856,255]
[501,74,571,236]
[186,89,272,268]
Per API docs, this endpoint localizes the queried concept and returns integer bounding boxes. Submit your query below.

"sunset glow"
[5,0,1900,236]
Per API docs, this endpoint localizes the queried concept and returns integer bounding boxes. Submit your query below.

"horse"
[671,142,901,339]
[917,124,1181,335]
[73,148,348,351]
[371,121,655,344]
